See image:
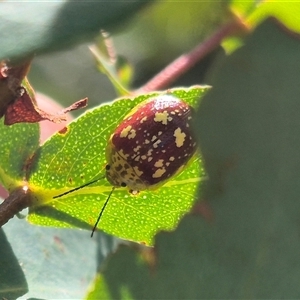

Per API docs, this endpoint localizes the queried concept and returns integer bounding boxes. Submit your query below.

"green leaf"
[230,0,257,19]
[247,2,300,33]
[0,228,28,299]
[0,120,39,191]
[86,19,300,299]
[2,218,112,299]
[230,0,300,34]
[224,2,300,53]
[28,86,209,245]
[0,1,152,61]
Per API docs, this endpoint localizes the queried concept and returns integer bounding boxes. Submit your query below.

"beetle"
[105,94,197,192]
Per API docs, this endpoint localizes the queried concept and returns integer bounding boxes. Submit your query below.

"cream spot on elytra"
[120,125,132,138]
[154,111,173,125]
[173,128,186,147]
[154,159,164,168]
[128,128,136,139]
[152,168,166,178]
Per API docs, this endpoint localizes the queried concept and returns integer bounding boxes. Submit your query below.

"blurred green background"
[27,1,229,113]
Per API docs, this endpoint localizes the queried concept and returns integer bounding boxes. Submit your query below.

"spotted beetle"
[105,94,197,193]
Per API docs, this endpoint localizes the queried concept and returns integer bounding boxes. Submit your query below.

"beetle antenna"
[53,175,105,199]
[91,186,115,237]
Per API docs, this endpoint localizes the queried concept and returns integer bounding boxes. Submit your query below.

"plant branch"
[0,186,31,227]
[136,20,246,93]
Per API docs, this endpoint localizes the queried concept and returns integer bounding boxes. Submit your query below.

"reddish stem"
[137,20,245,93]
[0,186,31,227]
